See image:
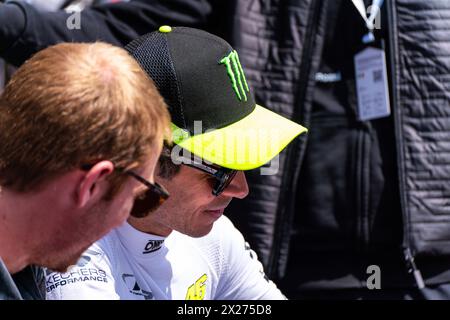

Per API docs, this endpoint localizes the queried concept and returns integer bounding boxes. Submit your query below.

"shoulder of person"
[212,215,240,236]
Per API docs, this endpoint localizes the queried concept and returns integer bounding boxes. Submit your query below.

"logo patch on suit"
[122,273,153,300]
[185,274,208,300]
[143,240,164,254]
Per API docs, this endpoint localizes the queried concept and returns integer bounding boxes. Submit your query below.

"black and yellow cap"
[125,26,307,170]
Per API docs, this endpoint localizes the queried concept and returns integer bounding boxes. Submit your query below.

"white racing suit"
[45,216,286,300]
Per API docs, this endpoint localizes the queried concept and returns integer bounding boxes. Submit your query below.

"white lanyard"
[351,0,384,30]
[351,0,384,43]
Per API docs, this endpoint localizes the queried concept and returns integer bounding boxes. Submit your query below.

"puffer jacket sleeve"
[0,0,212,66]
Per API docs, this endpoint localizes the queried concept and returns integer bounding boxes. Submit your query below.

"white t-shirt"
[45,216,285,300]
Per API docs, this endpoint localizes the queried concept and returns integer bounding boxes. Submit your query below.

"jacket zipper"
[267,0,324,279]
[386,0,424,289]
[354,125,372,253]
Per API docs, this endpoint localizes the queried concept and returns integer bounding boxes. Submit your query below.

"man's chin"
[49,256,80,273]
[50,265,70,273]
[48,246,91,273]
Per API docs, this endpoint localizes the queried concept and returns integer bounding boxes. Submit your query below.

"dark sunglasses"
[125,171,170,218]
[181,160,238,196]
[81,164,170,218]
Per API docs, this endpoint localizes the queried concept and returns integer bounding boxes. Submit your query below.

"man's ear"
[77,161,115,208]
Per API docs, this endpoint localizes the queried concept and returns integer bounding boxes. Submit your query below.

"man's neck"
[0,191,34,274]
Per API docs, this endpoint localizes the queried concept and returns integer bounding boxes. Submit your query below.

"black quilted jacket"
[2,0,450,289]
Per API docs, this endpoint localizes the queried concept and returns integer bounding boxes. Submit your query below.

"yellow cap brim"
[172,105,308,170]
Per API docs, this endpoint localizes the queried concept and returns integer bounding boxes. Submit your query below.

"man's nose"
[221,171,249,199]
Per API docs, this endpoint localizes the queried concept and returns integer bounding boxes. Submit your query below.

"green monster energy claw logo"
[219,50,250,102]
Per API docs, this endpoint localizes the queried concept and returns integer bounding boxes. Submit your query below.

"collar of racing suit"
[115,222,167,258]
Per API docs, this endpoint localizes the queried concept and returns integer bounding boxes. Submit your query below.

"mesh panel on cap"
[125,32,185,128]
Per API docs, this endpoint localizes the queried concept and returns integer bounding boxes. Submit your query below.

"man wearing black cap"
[45,27,306,300]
